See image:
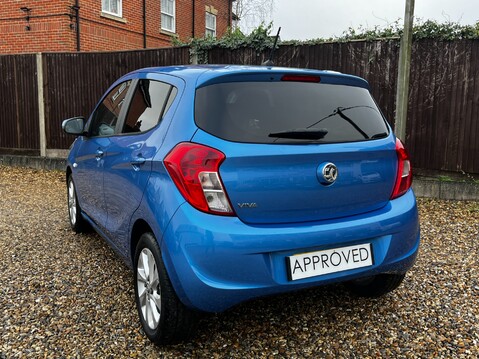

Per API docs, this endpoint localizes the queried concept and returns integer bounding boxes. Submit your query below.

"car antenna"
[262,27,281,66]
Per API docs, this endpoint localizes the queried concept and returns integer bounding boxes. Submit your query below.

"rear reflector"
[281,75,321,83]
[391,138,413,199]
[164,143,234,215]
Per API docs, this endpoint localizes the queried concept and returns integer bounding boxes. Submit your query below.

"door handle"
[131,155,146,170]
[95,149,104,160]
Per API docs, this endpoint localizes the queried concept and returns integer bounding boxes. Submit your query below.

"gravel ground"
[0,166,478,358]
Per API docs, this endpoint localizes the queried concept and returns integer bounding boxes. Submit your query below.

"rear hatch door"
[193,72,397,224]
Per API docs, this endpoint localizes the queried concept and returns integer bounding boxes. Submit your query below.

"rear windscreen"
[195,81,389,144]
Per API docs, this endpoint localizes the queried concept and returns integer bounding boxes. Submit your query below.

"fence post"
[394,0,415,142]
[191,52,198,65]
[36,53,46,157]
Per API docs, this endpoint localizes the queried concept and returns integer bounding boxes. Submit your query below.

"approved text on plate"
[287,243,373,281]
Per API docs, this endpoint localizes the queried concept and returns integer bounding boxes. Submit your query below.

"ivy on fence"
[174,20,479,64]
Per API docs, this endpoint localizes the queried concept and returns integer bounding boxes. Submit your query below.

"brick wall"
[0,0,75,53]
[0,0,232,54]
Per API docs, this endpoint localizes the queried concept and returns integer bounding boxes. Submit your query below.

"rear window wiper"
[268,128,328,140]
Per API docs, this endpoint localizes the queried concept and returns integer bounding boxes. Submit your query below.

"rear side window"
[122,79,177,134]
[195,81,389,144]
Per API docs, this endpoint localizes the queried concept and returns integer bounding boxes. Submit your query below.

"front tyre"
[134,232,199,345]
[346,273,406,298]
[67,175,89,233]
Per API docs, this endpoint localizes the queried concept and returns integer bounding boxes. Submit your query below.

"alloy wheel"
[136,248,162,329]
[68,179,77,226]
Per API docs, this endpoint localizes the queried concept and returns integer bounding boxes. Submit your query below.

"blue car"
[62,65,420,344]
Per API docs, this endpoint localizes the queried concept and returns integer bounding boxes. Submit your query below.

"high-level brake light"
[281,75,321,83]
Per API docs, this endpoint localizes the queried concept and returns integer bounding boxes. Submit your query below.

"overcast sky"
[269,0,479,40]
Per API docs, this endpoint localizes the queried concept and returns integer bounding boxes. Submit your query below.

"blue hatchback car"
[63,65,420,344]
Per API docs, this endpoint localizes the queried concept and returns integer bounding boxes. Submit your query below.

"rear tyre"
[134,232,199,345]
[67,175,89,233]
[346,273,406,298]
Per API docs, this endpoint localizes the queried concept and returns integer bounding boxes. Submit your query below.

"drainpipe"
[75,0,80,51]
[143,0,147,48]
[192,0,195,38]
[228,0,231,28]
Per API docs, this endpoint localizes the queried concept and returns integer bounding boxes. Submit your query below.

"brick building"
[0,0,233,53]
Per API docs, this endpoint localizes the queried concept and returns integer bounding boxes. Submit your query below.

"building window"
[102,0,122,17]
[161,0,175,33]
[205,12,216,38]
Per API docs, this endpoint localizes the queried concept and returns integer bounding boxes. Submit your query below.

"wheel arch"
[130,219,154,266]
[129,215,194,310]
[66,166,72,182]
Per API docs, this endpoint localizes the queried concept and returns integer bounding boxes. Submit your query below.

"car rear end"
[159,66,420,312]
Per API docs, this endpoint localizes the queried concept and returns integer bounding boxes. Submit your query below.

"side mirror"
[62,117,86,136]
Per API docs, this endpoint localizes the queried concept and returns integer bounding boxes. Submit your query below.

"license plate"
[287,243,373,281]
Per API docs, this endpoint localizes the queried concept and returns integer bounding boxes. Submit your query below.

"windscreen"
[195,81,389,144]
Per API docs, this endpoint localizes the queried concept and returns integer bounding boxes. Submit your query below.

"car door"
[73,80,132,227]
[102,77,179,252]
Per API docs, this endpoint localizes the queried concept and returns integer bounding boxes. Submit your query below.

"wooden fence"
[209,40,479,174]
[0,54,40,155]
[0,40,478,174]
[0,47,189,154]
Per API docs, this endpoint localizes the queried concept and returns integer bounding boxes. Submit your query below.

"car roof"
[130,65,370,89]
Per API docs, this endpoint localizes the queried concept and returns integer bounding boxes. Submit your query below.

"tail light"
[391,138,413,199]
[164,143,234,215]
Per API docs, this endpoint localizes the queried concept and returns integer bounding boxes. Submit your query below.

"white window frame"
[205,12,216,38]
[161,0,176,33]
[102,0,122,17]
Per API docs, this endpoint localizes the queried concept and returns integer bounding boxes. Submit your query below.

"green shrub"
[174,20,479,63]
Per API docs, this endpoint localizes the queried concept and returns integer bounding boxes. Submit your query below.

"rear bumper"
[160,190,420,312]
